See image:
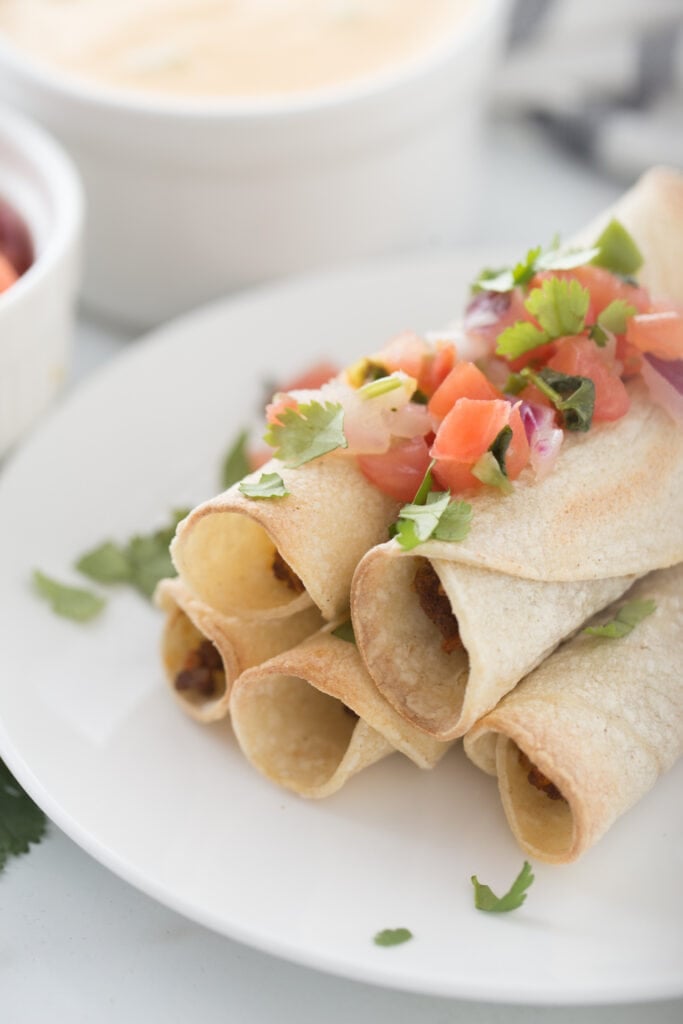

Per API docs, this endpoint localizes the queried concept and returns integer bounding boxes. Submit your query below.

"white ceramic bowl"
[0,104,83,458]
[0,1,507,329]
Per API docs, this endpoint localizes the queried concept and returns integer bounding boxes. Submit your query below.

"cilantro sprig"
[75,508,190,599]
[520,367,595,432]
[471,861,534,913]
[584,598,656,639]
[389,464,472,551]
[472,219,642,298]
[264,399,347,468]
[0,759,47,873]
[473,242,599,294]
[496,277,590,360]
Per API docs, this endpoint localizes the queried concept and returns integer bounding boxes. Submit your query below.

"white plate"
[1,253,681,1005]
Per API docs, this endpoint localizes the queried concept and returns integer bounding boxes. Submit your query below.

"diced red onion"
[519,400,563,480]
[641,353,683,426]
[464,290,511,331]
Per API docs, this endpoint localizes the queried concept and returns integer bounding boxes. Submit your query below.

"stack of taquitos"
[351,168,683,742]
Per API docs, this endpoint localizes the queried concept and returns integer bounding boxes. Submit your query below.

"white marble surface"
[3,121,682,1022]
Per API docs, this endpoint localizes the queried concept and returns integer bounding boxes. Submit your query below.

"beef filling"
[175,639,225,697]
[272,550,305,593]
[412,560,462,654]
[518,749,566,802]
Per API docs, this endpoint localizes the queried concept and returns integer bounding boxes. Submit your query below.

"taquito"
[171,455,398,621]
[230,623,450,798]
[352,553,635,739]
[464,565,683,863]
[155,577,323,723]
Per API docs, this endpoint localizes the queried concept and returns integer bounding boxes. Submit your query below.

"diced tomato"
[547,336,630,422]
[420,341,457,397]
[615,336,643,378]
[357,435,432,503]
[376,333,456,397]
[428,361,503,421]
[430,398,529,494]
[248,446,272,471]
[277,361,338,392]
[376,332,429,384]
[431,457,482,494]
[265,393,298,425]
[432,398,511,463]
[625,310,683,361]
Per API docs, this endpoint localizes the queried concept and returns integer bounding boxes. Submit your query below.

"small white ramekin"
[0,104,83,458]
[0,0,508,329]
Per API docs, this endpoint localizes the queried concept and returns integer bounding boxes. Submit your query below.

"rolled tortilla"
[352,551,635,739]
[171,455,398,621]
[155,577,323,723]
[351,171,683,740]
[230,623,451,798]
[464,565,683,863]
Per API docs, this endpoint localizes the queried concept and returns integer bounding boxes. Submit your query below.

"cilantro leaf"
[264,400,347,468]
[471,425,514,494]
[0,759,47,873]
[521,367,595,432]
[239,472,289,499]
[75,541,133,584]
[433,500,473,542]
[495,322,549,360]
[33,570,106,622]
[524,278,590,338]
[471,861,534,913]
[331,620,356,644]
[596,299,637,336]
[591,219,643,277]
[584,598,656,639]
[374,928,413,947]
[221,428,251,489]
[391,491,452,550]
[535,245,601,272]
[389,463,472,549]
[390,492,472,550]
[472,266,515,294]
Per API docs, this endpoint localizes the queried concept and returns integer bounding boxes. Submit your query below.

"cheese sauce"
[0,0,475,98]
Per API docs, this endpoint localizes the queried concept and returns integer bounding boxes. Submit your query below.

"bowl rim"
[0,103,83,312]
[0,0,506,121]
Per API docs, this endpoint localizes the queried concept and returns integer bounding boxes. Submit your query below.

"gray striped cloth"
[497,0,683,180]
